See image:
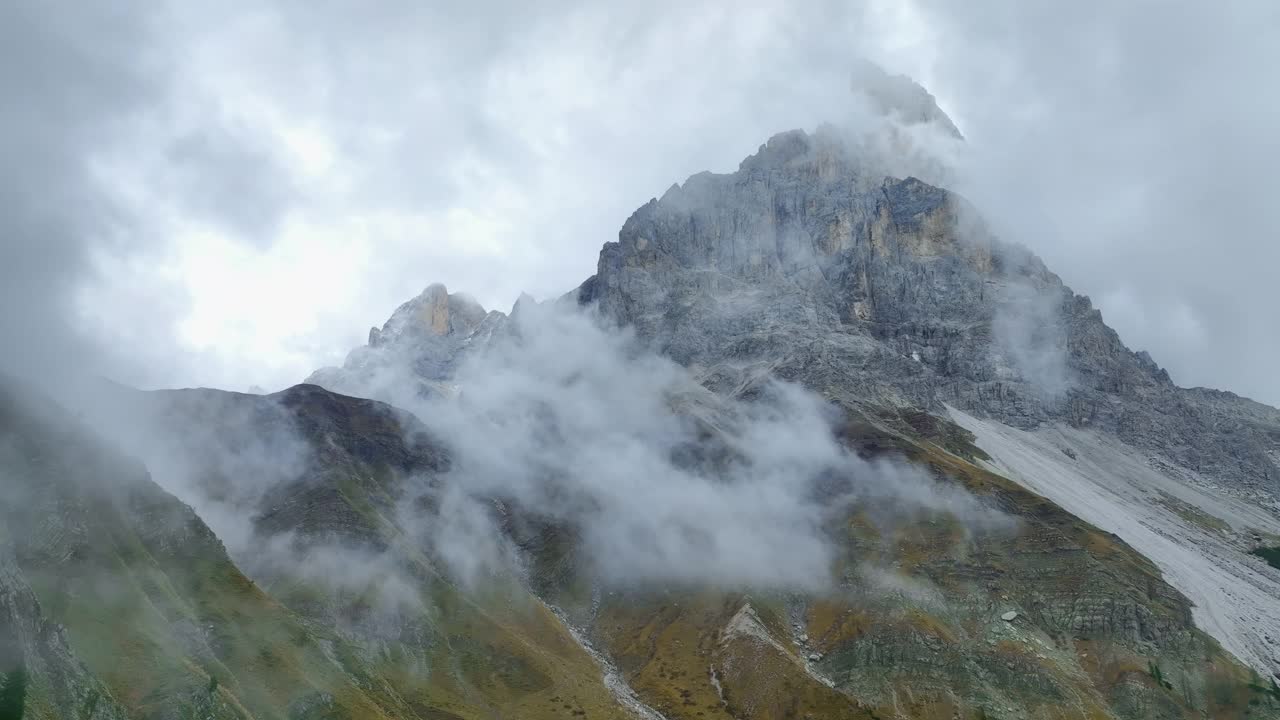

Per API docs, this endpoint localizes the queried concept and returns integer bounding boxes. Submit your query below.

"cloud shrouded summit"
[0,0,1277,408]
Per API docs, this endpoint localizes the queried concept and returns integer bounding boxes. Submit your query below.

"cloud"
[0,2,162,387]
[5,1,900,392]
[79,386,312,557]
[990,276,1074,402]
[908,1,1280,404]
[0,2,315,391]
[162,124,298,241]
[2,0,1277,409]
[392,301,1012,591]
[54,298,1010,609]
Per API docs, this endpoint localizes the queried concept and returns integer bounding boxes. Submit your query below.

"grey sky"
[0,3,162,385]
[1,1,1278,405]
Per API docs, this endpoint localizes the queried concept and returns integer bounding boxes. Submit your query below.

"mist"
[987,248,1075,402]
[1,1,1276,407]
[87,387,314,558]
[1,6,1278,716]
[383,299,1011,592]
[59,285,1012,604]
[921,2,1280,405]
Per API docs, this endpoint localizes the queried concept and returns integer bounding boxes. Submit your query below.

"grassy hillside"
[0,384,631,720]
[4,380,1277,719]
[530,405,1279,719]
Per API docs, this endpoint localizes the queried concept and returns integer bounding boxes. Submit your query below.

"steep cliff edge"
[305,116,1280,695]
[575,126,1279,502]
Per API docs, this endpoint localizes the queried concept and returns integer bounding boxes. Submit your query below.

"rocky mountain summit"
[313,125,1279,506]
[576,125,1280,501]
[308,90,1280,689]
[308,284,505,402]
[3,69,1279,719]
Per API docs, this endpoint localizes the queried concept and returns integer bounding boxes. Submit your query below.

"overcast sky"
[3,1,1279,405]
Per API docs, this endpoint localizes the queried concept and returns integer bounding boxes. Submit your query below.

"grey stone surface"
[570,126,1279,503]
[312,126,1280,507]
[308,282,508,402]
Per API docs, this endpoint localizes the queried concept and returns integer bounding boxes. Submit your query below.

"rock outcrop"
[287,71,1280,715]
[571,125,1279,503]
[315,124,1279,510]
[308,282,506,402]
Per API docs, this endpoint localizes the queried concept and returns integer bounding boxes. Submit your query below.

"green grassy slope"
[6,378,1277,720]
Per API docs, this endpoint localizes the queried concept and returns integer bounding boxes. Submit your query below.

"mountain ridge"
[3,69,1278,718]
[306,121,1280,683]
[311,125,1278,504]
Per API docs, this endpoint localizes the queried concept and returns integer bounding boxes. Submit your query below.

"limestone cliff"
[574,126,1279,503]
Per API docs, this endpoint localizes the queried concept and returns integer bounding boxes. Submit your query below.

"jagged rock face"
[574,126,1280,500]
[367,283,491,346]
[280,81,1280,713]
[308,283,507,403]
[296,117,1280,701]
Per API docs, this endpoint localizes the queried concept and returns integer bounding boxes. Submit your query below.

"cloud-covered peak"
[851,60,963,140]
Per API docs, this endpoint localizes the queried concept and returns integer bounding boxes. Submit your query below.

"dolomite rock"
[303,80,1280,690]
[572,125,1279,501]
[308,70,1280,505]
[307,283,508,403]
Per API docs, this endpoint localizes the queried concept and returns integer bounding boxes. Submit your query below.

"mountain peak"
[286,109,1280,695]
[850,60,963,139]
[572,125,1280,504]
[368,282,487,347]
[318,118,1279,514]
[308,282,505,400]
[740,128,816,170]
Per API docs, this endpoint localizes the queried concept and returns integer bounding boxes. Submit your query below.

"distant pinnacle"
[420,284,450,335]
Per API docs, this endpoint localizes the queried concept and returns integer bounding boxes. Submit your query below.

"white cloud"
[2,0,1278,406]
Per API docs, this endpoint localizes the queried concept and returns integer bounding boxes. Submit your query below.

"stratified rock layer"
[574,126,1279,502]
